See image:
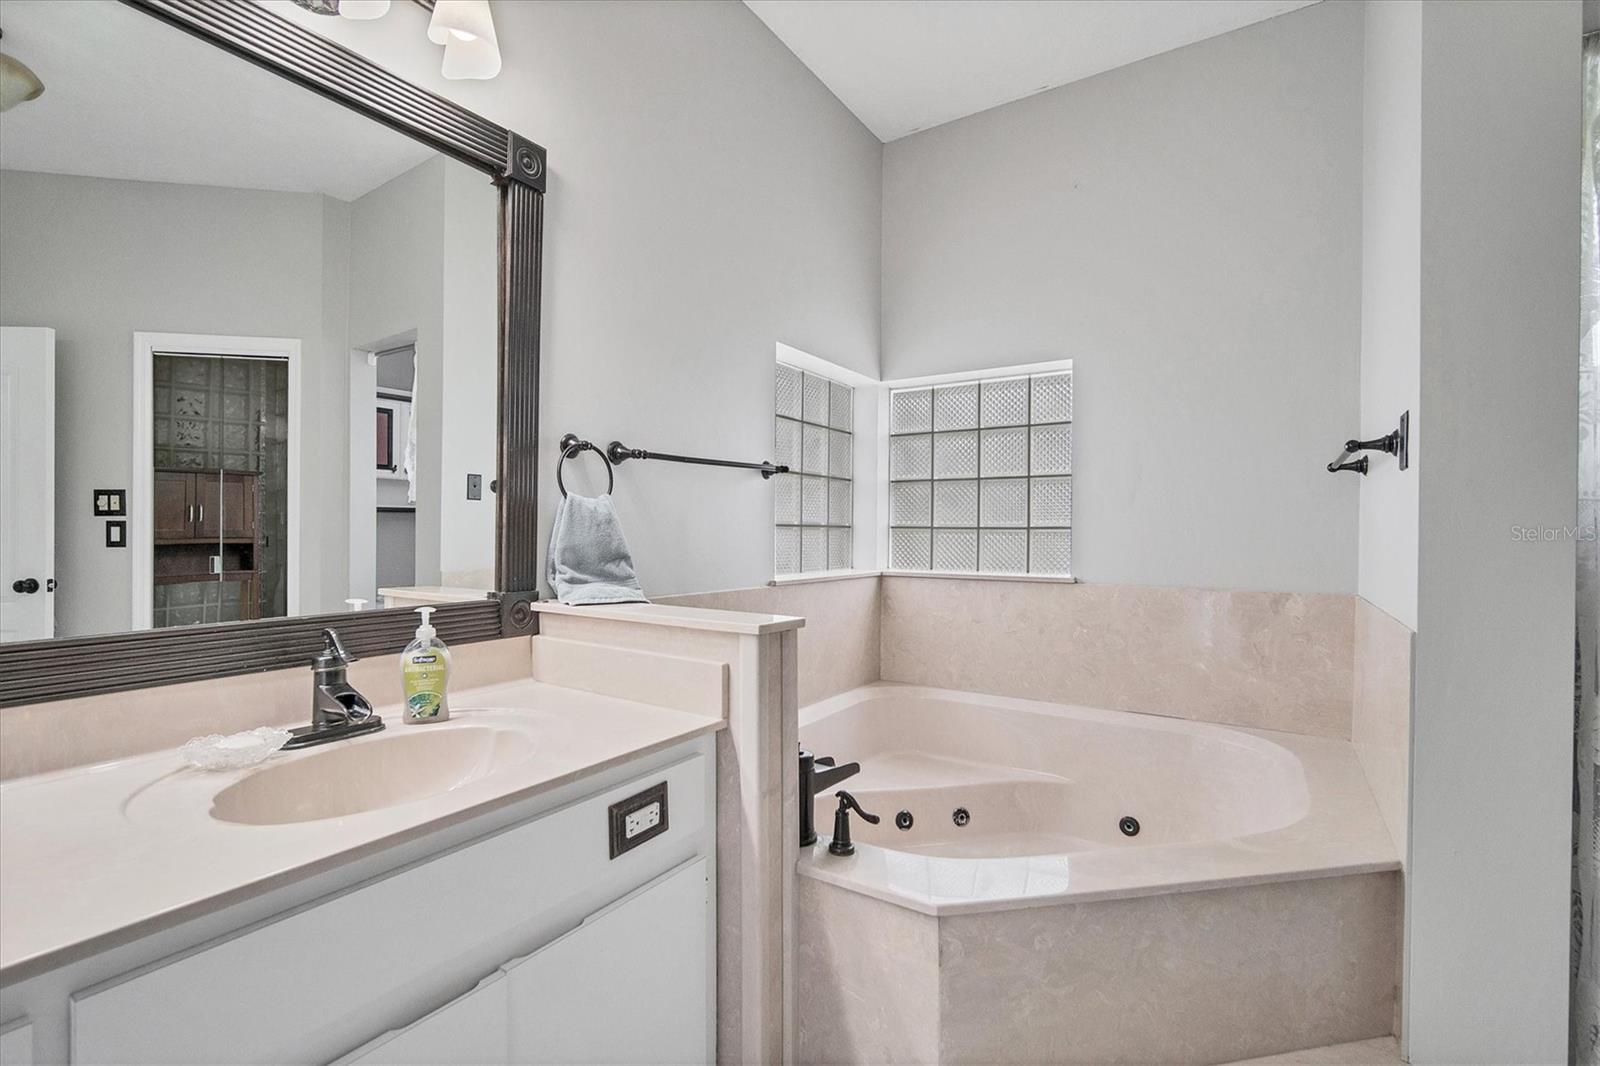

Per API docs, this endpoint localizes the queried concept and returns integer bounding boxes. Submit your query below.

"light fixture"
[293,0,502,82]
[338,0,391,19]
[0,30,43,113]
[428,0,500,80]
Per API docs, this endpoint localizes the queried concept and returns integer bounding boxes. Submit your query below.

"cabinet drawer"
[335,972,508,1066]
[71,753,708,1065]
[334,857,710,1066]
[505,856,710,1065]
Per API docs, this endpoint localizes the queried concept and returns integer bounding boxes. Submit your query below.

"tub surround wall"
[1350,599,1413,859]
[798,871,1400,1066]
[880,577,1356,738]
[662,573,880,705]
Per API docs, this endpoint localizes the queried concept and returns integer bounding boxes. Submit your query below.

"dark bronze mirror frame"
[0,0,545,706]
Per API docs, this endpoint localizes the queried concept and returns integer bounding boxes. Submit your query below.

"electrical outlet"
[609,781,669,859]
[625,801,661,839]
[466,473,483,500]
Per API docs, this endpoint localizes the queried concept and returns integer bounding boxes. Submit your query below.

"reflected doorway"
[133,332,301,630]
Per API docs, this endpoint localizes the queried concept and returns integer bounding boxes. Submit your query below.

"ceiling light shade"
[0,46,43,112]
[427,0,495,46]
[337,0,391,20]
[441,30,501,80]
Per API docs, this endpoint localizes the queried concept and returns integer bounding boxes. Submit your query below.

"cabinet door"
[218,472,256,541]
[336,972,508,1066]
[194,473,221,540]
[152,471,194,540]
[505,857,710,1066]
[197,473,256,541]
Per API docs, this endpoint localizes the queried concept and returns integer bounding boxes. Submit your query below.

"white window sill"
[769,569,875,587]
[882,570,1077,584]
[770,569,1077,587]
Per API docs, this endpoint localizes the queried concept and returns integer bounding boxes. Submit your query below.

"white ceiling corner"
[744,0,1321,142]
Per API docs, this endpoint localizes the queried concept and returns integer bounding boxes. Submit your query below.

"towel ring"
[557,434,614,497]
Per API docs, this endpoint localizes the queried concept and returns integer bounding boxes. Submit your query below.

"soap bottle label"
[403,652,447,721]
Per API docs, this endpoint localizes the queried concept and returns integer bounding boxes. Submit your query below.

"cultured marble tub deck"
[798,683,1399,914]
[795,684,1403,1065]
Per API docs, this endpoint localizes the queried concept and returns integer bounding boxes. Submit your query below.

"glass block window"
[888,370,1072,576]
[775,362,852,575]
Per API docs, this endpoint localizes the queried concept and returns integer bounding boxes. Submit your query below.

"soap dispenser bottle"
[400,606,451,724]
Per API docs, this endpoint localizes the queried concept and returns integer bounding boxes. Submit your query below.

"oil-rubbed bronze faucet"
[283,628,385,750]
[828,790,880,856]
[799,749,861,846]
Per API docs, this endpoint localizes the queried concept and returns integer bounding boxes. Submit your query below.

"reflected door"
[0,327,56,643]
[151,353,284,628]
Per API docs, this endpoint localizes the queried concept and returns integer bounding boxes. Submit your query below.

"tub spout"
[800,749,861,847]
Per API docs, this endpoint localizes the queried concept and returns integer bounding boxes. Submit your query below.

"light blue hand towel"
[546,492,648,606]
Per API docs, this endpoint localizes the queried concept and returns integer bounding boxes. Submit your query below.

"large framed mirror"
[0,0,544,705]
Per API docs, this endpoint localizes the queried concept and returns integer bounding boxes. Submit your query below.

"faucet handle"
[828,790,879,857]
[318,627,357,667]
[836,789,880,825]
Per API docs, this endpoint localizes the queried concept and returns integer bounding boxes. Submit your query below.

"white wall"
[347,158,446,589]
[438,158,498,588]
[881,0,1363,595]
[345,154,498,597]
[0,170,350,634]
[1357,0,1421,631]
[268,0,883,599]
[1402,2,1580,1060]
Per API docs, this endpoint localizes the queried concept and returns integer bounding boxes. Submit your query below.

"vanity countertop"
[0,678,723,982]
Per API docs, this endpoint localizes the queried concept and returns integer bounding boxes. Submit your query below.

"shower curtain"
[1577,33,1600,1066]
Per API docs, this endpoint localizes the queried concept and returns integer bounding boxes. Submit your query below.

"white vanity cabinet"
[342,857,709,1066]
[3,740,714,1066]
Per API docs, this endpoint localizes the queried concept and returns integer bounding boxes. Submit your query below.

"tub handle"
[828,790,879,857]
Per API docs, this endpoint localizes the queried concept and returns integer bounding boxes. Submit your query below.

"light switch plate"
[608,781,669,859]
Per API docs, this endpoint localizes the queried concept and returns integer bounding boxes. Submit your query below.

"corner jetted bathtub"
[798,683,1397,913]
[794,684,1403,1065]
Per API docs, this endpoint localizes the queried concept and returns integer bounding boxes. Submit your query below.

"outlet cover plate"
[609,780,669,859]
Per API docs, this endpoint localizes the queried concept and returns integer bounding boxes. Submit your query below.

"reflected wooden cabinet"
[151,469,261,626]
[153,470,257,543]
[152,471,196,541]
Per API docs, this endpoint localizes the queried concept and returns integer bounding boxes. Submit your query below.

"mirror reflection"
[0,0,499,643]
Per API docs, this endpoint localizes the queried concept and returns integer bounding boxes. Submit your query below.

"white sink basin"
[209,725,535,826]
